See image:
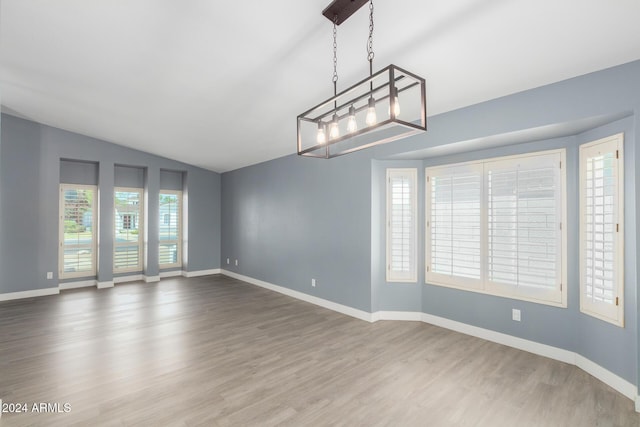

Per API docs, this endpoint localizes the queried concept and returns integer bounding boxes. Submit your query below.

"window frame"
[386,168,418,283]
[159,190,183,269]
[579,134,624,327]
[59,184,98,279]
[114,187,144,273]
[425,149,567,307]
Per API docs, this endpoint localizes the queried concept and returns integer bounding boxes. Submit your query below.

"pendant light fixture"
[297,0,427,159]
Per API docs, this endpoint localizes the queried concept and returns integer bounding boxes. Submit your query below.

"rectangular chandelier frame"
[297,64,427,159]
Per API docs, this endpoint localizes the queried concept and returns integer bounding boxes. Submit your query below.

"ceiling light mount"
[322,0,369,25]
[298,0,427,159]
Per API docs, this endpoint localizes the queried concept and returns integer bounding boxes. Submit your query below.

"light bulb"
[346,105,357,133]
[389,86,400,117]
[316,123,326,144]
[365,97,377,126]
[329,114,340,140]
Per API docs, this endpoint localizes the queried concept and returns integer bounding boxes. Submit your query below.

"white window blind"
[485,154,563,303]
[426,149,566,307]
[580,134,624,326]
[427,164,482,288]
[114,188,143,273]
[159,190,182,268]
[59,184,97,279]
[386,169,417,282]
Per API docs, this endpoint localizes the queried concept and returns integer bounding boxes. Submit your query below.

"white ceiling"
[2,1,640,172]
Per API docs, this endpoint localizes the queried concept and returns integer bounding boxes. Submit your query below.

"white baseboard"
[59,280,96,290]
[114,274,144,284]
[159,270,182,278]
[96,281,114,289]
[0,287,59,302]
[574,354,637,402]
[221,270,373,322]
[183,268,222,278]
[220,270,637,406]
[373,311,423,322]
[116,270,220,282]
[420,313,575,365]
[419,313,636,402]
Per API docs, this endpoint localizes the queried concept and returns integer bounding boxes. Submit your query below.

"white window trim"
[579,134,624,327]
[159,190,183,269]
[386,168,418,283]
[425,149,567,308]
[114,187,144,273]
[59,184,98,279]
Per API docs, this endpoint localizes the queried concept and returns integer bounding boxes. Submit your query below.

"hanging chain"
[367,0,375,71]
[332,15,339,96]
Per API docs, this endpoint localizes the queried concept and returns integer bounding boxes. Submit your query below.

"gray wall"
[60,159,99,185]
[114,165,145,188]
[0,114,221,292]
[221,60,640,386]
[160,169,183,191]
[0,116,43,293]
[221,151,373,312]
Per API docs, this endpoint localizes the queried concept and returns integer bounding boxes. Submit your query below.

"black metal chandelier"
[297,0,427,159]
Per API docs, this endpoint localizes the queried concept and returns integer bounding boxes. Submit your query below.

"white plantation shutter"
[114,188,143,272]
[580,134,624,326]
[386,169,417,282]
[59,184,97,278]
[427,164,482,288]
[425,149,567,307]
[485,153,563,303]
[159,190,182,268]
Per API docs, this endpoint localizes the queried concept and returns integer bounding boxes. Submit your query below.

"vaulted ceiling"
[2,1,640,172]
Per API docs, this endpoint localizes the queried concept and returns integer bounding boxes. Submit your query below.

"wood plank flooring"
[0,274,638,426]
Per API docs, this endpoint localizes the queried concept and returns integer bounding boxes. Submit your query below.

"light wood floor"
[0,275,638,426]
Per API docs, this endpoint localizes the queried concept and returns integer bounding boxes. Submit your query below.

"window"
[114,188,143,272]
[59,184,97,279]
[426,149,567,306]
[386,169,417,282]
[159,191,182,268]
[427,163,483,289]
[579,134,624,326]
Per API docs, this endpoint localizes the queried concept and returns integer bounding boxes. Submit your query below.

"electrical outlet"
[226,258,230,265]
[46,272,53,280]
[311,279,316,287]
[512,309,521,322]
[235,259,238,266]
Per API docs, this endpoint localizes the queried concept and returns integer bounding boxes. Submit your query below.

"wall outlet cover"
[512,309,521,322]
